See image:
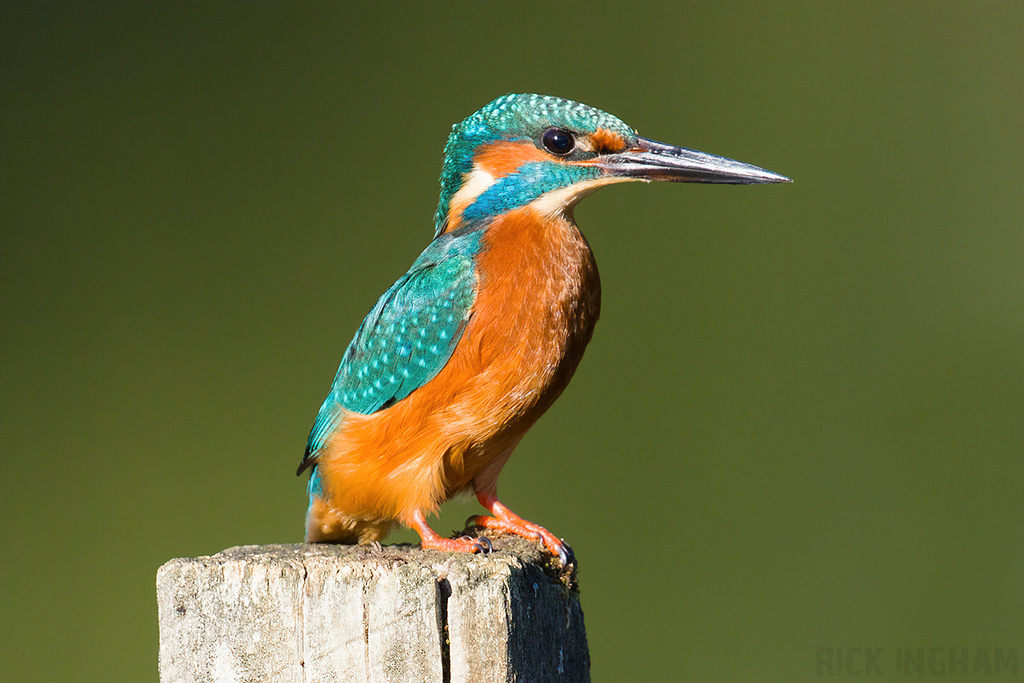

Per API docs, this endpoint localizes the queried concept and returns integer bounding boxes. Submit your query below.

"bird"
[297,93,789,565]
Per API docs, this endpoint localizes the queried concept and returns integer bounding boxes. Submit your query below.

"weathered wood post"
[157,536,589,682]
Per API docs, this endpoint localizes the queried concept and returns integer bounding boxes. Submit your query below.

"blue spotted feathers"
[298,230,482,473]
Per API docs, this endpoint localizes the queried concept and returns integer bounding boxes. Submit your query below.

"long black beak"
[600,136,791,184]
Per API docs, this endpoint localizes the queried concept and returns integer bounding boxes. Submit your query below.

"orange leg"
[470,492,574,566]
[407,509,490,554]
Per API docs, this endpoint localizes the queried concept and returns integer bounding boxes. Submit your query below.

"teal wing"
[298,233,480,475]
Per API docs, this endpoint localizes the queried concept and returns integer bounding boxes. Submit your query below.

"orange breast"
[316,206,601,528]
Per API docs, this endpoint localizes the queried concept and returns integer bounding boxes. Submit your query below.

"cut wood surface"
[157,537,588,682]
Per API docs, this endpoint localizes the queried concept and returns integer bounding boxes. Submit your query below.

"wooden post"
[157,537,589,682]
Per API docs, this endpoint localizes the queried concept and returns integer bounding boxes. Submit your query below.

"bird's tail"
[305,493,394,544]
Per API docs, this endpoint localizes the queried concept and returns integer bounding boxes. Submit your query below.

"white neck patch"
[448,167,496,219]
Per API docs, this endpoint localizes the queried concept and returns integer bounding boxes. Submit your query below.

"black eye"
[542,128,575,155]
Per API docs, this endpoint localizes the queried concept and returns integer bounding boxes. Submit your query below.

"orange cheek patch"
[473,140,549,177]
[590,128,628,153]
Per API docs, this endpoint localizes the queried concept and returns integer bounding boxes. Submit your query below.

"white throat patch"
[529,176,642,220]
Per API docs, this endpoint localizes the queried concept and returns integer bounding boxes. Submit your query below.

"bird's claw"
[555,538,575,568]
[459,534,493,554]
[476,535,493,554]
[469,512,575,568]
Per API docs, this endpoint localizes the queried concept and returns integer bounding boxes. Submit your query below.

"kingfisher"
[298,93,789,565]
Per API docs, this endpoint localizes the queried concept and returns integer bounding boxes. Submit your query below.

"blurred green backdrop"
[2,2,1021,681]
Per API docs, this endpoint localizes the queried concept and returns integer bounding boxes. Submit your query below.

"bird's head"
[434,93,789,236]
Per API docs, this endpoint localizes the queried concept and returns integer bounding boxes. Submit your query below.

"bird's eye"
[542,128,575,155]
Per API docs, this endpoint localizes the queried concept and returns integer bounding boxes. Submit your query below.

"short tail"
[304,491,394,544]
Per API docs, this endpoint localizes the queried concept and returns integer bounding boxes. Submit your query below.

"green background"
[2,2,1021,681]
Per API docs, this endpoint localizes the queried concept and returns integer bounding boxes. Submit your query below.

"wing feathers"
[298,233,481,473]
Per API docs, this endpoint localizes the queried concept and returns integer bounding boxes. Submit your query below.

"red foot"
[408,509,489,554]
[420,535,491,554]
[471,494,574,566]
